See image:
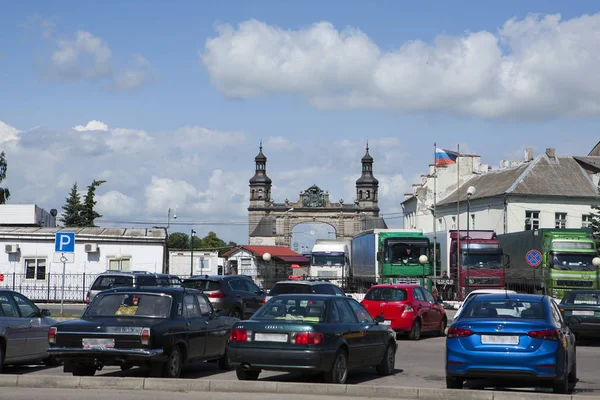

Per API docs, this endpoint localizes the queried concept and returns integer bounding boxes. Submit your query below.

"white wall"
[169,250,222,277]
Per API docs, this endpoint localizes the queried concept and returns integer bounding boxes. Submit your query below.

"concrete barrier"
[5,374,600,399]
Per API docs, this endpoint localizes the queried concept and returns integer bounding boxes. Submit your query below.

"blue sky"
[1,1,600,245]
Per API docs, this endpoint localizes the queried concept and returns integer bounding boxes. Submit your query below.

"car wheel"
[568,360,577,389]
[218,347,232,371]
[0,345,4,373]
[72,365,97,376]
[162,346,183,378]
[437,318,447,336]
[229,308,243,319]
[552,360,571,394]
[324,350,348,384]
[236,368,260,380]
[446,376,463,389]
[376,343,395,376]
[409,319,421,340]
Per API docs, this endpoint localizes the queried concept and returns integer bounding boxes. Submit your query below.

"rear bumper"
[47,347,165,365]
[228,346,336,372]
[569,322,600,337]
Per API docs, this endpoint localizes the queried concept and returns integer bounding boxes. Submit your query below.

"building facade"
[168,250,223,277]
[0,204,57,227]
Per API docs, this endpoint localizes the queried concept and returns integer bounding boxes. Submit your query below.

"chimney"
[524,148,534,162]
[546,148,555,160]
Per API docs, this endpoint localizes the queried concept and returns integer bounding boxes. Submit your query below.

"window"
[108,257,131,271]
[240,258,252,275]
[0,295,18,317]
[366,190,371,200]
[451,216,456,229]
[555,212,567,229]
[92,275,133,290]
[438,218,443,230]
[313,284,336,295]
[470,214,475,229]
[195,295,212,316]
[525,211,540,230]
[257,189,263,199]
[13,293,39,318]
[229,279,249,291]
[462,300,546,319]
[413,289,425,301]
[420,288,436,303]
[332,286,346,296]
[25,258,46,280]
[347,300,374,323]
[245,280,261,293]
[582,214,593,228]
[184,294,200,318]
[333,299,357,323]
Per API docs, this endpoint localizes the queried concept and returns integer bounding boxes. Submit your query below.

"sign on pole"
[54,232,76,315]
[526,249,542,268]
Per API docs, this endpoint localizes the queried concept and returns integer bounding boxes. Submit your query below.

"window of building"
[582,214,593,228]
[25,258,46,280]
[470,214,475,229]
[257,189,263,199]
[366,190,371,200]
[358,190,363,200]
[240,257,252,275]
[451,216,456,229]
[438,218,443,230]
[525,211,540,230]
[108,257,131,271]
[555,212,567,229]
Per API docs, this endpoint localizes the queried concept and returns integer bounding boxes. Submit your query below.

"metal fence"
[0,273,98,303]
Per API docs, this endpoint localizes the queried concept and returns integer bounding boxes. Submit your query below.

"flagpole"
[456,144,461,300]
[433,143,437,285]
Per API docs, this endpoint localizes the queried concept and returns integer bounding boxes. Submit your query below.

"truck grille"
[555,280,594,288]
[468,277,501,285]
[317,271,339,277]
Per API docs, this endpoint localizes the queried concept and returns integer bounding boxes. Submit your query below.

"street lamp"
[190,229,196,277]
[167,208,177,231]
[419,254,429,287]
[465,186,476,296]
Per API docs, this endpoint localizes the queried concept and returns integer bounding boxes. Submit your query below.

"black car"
[227,294,397,384]
[265,280,347,303]
[47,287,238,378]
[87,271,183,304]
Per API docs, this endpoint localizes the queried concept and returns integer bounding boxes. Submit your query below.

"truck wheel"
[409,319,421,340]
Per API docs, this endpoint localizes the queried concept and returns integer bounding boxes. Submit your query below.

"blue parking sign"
[55,232,75,253]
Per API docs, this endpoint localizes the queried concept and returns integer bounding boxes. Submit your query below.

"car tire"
[437,318,447,337]
[162,346,183,378]
[229,308,243,319]
[446,376,463,389]
[568,360,577,389]
[552,360,571,394]
[218,347,231,371]
[72,365,97,376]
[376,342,395,376]
[324,350,348,384]
[409,319,421,340]
[236,368,260,380]
[0,345,4,373]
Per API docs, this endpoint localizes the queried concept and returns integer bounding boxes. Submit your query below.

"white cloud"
[51,31,112,79]
[96,190,137,217]
[202,14,600,119]
[145,176,199,214]
[267,136,295,150]
[72,120,109,132]
[113,54,156,90]
[173,126,246,147]
[193,170,248,216]
[106,128,151,153]
[0,121,20,143]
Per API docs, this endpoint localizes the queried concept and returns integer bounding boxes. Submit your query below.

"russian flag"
[435,148,459,166]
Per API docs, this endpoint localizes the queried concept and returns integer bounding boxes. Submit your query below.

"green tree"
[0,151,10,204]
[168,232,190,249]
[199,231,227,250]
[81,180,106,227]
[60,183,84,226]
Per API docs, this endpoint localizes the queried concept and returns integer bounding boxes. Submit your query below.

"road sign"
[53,252,75,263]
[55,232,75,253]
[0,274,4,282]
[526,249,542,267]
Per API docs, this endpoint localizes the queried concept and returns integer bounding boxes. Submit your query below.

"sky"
[1,1,600,246]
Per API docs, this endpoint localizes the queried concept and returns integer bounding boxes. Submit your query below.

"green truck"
[350,229,440,292]
[497,229,600,299]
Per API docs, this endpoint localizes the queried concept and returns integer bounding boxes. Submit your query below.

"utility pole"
[190,229,196,277]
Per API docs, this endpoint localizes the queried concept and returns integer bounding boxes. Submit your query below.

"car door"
[183,294,207,360]
[229,278,253,319]
[196,294,228,359]
[347,298,385,365]
[550,299,575,373]
[332,298,365,367]
[0,292,29,361]
[11,292,47,358]
[242,279,264,318]
[419,288,441,329]
[411,288,429,328]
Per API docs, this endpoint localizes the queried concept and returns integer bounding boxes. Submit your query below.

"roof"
[249,216,275,237]
[438,155,600,206]
[274,282,337,286]
[470,293,546,302]
[182,274,253,281]
[0,227,166,240]
[105,286,194,294]
[222,245,310,263]
[574,156,600,171]
[589,141,600,156]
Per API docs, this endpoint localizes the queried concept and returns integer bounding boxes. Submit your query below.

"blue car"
[446,293,576,394]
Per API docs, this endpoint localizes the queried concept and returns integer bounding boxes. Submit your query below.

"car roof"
[269,294,343,300]
[469,293,546,302]
[468,289,517,295]
[274,280,333,286]
[101,286,200,295]
[183,275,251,281]
[369,284,418,289]
[96,271,174,277]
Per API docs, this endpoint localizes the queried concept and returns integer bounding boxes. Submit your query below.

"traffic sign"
[526,249,542,267]
[55,232,75,253]
[53,252,75,263]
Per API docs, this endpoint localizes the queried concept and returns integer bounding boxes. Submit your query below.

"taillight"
[528,329,559,341]
[85,291,90,304]
[230,328,252,342]
[261,298,266,305]
[559,308,565,316]
[403,305,414,313]
[48,327,57,344]
[209,292,226,298]
[447,327,473,338]
[140,328,151,345]
[291,332,324,345]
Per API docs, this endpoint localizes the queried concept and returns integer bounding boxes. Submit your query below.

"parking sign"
[55,232,75,253]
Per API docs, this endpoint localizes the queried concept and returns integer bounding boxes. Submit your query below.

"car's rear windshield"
[182,279,221,291]
[365,288,407,301]
[157,277,182,287]
[91,276,134,290]
[461,300,546,319]
[268,284,312,296]
[561,292,600,306]
[253,297,328,323]
[86,293,172,318]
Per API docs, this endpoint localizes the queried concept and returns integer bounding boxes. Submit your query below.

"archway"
[291,222,336,256]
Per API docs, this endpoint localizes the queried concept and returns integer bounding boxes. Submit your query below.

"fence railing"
[0,273,99,303]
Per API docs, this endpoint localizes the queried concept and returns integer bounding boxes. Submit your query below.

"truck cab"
[309,241,350,288]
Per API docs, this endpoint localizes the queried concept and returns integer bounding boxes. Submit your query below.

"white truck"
[309,239,351,288]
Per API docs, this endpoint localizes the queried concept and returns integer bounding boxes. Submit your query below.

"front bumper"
[228,346,336,372]
[47,347,165,365]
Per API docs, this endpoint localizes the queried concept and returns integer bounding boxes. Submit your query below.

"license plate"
[82,338,115,348]
[382,320,392,325]
[481,335,519,345]
[254,333,288,342]
[572,310,595,316]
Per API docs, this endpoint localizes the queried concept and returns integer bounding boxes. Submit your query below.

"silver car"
[0,290,57,371]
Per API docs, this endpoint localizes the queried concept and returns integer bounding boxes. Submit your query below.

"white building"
[168,250,224,277]
[403,145,600,234]
[0,227,167,301]
[0,204,57,227]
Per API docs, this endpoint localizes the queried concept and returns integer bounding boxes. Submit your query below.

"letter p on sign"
[55,232,75,253]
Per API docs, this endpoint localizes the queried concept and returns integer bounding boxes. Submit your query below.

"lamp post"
[190,229,196,277]
[419,254,429,288]
[167,208,177,231]
[465,186,476,296]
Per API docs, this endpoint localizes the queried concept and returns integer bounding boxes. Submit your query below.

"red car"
[360,284,447,340]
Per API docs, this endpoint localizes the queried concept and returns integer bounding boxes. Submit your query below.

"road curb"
[3,375,597,399]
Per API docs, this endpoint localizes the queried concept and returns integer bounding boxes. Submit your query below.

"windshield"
[385,239,429,265]
[91,276,134,290]
[311,253,344,266]
[461,300,546,319]
[268,284,313,296]
[182,279,221,291]
[461,252,503,269]
[253,297,327,323]
[561,292,600,305]
[550,253,598,271]
[86,293,172,318]
[365,288,407,301]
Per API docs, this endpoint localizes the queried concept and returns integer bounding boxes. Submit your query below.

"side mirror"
[375,315,385,323]
[40,309,51,317]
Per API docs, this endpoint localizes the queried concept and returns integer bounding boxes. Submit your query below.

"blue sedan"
[445,293,576,394]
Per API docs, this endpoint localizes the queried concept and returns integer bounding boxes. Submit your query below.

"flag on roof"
[435,148,459,166]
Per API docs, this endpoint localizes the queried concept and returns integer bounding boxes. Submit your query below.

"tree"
[0,151,10,204]
[168,232,189,249]
[81,180,106,227]
[61,183,84,227]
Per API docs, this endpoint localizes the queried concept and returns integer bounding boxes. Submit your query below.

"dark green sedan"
[227,294,397,384]
[559,290,600,339]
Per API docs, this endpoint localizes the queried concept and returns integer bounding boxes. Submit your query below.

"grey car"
[182,275,265,319]
[0,290,57,371]
[86,271,182,304]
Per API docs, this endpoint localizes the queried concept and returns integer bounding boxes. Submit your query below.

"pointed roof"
[361,142,373,162]
[255,140,267,162]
